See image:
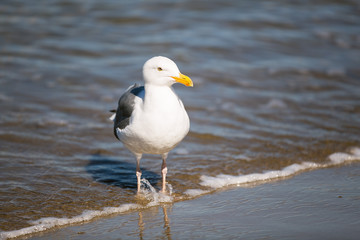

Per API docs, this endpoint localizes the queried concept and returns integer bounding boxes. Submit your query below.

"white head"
[142,56,193,87]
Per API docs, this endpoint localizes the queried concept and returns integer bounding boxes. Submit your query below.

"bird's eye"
[157,67,163,71]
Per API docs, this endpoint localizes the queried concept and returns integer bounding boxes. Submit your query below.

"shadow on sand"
[86,154,160,190]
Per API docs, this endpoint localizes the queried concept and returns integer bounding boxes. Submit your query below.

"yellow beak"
[171,73,193,87]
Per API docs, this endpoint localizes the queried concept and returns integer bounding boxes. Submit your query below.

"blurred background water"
[1,0,360,236]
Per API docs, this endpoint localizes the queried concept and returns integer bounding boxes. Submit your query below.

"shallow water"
[1,0,360,238]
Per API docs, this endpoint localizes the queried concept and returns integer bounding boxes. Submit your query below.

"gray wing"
[113,84,145,140]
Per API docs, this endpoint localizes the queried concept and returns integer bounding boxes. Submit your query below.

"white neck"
[143,84,179,112]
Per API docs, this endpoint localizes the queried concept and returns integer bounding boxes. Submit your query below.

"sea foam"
[0,204,139,240]
[200,147,360,189]
[184,189,210,197]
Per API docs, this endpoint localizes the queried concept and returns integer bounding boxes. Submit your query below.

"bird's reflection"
[137,204,172,240]
[138,211,144,240]
[162,205,171,239]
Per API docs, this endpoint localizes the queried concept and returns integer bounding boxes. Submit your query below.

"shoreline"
[18,163,360,240]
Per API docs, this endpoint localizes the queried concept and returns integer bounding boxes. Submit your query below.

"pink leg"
[161,153,168,193]
[135,154,142,192]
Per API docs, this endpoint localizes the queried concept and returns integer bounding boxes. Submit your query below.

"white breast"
[117,85,190,155]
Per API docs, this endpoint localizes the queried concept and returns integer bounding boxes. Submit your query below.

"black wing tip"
[114,127,120,140]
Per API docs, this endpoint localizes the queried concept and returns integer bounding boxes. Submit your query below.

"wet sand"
[28,164,360,240]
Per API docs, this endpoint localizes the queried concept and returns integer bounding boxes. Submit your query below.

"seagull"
[110,56,193,193]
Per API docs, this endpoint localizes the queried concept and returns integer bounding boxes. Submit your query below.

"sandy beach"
[24,163,360,240]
